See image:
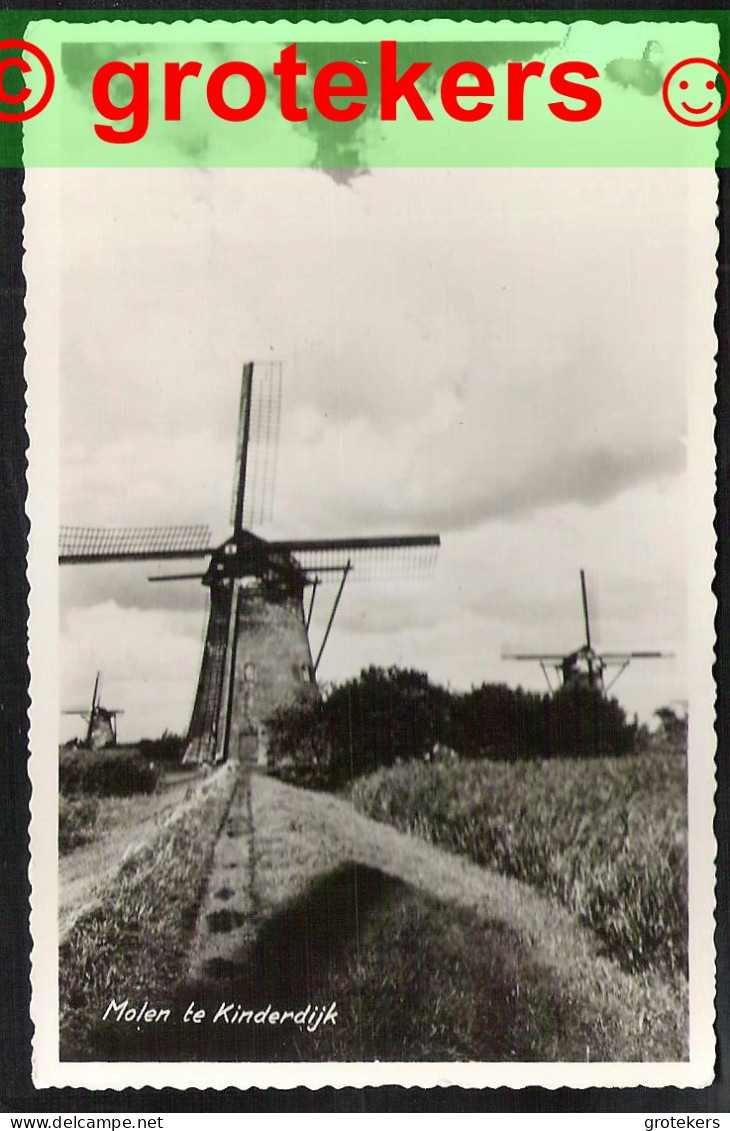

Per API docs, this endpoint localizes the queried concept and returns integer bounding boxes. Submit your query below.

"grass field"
[352,747,688,978]
[243,774,686,1062]
[57,729,688,1063]
[59,763,238,1060]
[68,769,687,1063]
[59,764,207,937]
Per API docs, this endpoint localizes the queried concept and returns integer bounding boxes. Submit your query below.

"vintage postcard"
[22,15,719,1090]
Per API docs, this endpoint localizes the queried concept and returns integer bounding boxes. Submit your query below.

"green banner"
[0,13,726,166]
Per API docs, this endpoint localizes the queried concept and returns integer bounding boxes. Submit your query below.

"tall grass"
[353,749,687,978]
[59,796,99,854]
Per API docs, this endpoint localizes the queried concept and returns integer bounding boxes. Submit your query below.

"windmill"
[62,671,124,750]
[59,361,440,765]
[502,569,670,695]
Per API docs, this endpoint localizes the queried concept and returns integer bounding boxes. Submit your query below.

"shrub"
[267,667,639,789]
[139,731,186,765]
[60,749,160,797]
[449,683,639,760]
[59,796,99,854]
[653,707,689,754]
[267,701,343,790]
[268,666,451,789]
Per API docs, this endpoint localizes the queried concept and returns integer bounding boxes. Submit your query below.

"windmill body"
[62,671,124,750]
[86,709,118,751]
[185,572,318,766]
[60,362,440,766]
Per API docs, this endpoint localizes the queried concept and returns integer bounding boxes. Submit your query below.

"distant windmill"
[62,671,124,749]
[502,569,671,694]
[59,362,440,765]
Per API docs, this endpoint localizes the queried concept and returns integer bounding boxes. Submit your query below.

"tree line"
[266,665,643,790]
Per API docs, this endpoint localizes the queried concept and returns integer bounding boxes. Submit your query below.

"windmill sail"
[502,570,672,694]
[580,569,592,650]
[61,361,441,766]
[275,534,441,581]
[230,362,253,535]
[59,525,213,564]
[230,361,282,534]
[61,670,123,749]
[185,586,233,765]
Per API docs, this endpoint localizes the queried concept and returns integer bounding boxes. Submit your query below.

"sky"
[55,165,707,741]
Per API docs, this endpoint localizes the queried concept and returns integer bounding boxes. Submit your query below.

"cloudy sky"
[55,165,709,740]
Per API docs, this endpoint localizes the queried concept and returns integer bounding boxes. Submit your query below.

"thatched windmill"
[62,671,123,750]
[502,569,671,695]
[59,362,440,764]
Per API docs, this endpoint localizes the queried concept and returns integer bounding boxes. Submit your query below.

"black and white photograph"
[26,156,716,1088]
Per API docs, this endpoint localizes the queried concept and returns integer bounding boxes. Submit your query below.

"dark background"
[1,0,727,1113]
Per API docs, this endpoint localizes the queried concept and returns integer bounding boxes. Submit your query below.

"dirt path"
[59,769,206,939]
[108,769,686,1063]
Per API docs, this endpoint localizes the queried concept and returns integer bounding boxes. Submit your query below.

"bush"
[138,731,186,765]
[653,707,689,754]
[59,796,99,854]
[266,701,342,790]
[353,749,688,977]
[267,667,639,789]
[449,683,639,761]
[267,666,450,789]
[60,749,160,797]
[268,719,342,790]
[138,728,186,764]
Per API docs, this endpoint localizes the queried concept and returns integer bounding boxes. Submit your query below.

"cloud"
[60,168,690,555]
[59,601,206,740]
[61,563,209,617]
[53,166,704,731]
[414,436,685,532]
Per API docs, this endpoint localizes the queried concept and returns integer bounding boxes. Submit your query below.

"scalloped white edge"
[24,18,719,1093]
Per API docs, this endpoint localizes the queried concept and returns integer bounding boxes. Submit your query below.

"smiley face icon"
[662,57,729,126]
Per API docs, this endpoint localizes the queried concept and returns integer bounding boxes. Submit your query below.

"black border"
[1,0,728,1112]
